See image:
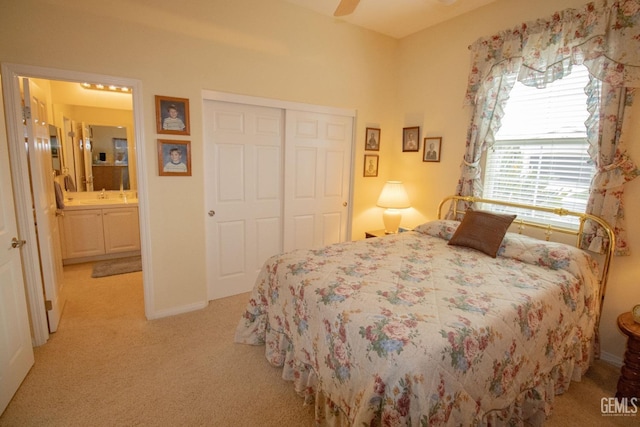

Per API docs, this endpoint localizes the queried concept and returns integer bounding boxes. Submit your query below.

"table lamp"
[376,181,411,234]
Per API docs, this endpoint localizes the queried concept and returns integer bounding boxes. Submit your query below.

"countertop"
[63,198,138,211]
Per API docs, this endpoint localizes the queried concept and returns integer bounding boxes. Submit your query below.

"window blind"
[483,65,595,227]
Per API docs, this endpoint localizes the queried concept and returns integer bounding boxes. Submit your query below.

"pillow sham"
[500,232,599,274]
[413,219,460,240]
[448,209,516,257]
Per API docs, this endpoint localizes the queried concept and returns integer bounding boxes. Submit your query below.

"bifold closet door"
[283,110,352,251]
[203,101,284,300]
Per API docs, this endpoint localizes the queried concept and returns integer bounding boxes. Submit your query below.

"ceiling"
[282,0,498,39]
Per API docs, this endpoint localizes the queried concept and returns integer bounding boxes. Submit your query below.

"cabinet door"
[102,207,140,254]
[62,209,105,258]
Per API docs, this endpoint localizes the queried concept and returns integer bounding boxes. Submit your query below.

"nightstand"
[616,312,640,400]
[365,229,388,238]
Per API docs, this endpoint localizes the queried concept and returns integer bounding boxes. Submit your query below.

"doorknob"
[343,202,347,207]
[208,210,216,217]
[11,237,26,249]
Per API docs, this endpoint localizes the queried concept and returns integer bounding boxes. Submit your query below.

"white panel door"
[204,101,283,300]
[0,94,34,414]
[284,110,353,251]
[23,79,65,332]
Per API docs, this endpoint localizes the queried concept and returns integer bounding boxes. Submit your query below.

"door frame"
[1,63,153,345]
[201,89,357,241]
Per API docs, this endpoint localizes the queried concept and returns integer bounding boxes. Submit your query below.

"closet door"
[203,101,283,300]
[284,110,353,250]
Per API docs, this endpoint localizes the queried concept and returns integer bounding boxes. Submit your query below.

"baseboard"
[146,300,208,320]
[600,350,623,367]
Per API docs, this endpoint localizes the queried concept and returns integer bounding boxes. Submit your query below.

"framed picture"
[423,137,442,162]
[365,127,380,151]
[155,95,190,135]
[402,126,420,152]
[363,154,379,177]
[157,139,191,176]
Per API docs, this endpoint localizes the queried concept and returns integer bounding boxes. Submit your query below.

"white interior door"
[0,92,35,413]
[23,78,65,332]
[284,110,353,250]
[204,101,284,300]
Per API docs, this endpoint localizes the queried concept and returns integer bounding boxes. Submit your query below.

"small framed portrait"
[363,154,379,177]
[157,139,191,176]
[402,126,420,152]
[365,127,380,151]
[423,137,442,162]
[155,95,190,135]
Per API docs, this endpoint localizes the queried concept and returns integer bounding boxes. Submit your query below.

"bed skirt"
[236,319,592,426]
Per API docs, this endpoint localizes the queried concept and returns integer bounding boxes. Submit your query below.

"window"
[482,65,594,228]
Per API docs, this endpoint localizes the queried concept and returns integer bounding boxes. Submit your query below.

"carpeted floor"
[0,262,636,426]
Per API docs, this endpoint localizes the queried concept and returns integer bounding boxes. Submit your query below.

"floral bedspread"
[235,220,601,426]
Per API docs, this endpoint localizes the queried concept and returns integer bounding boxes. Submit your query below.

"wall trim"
[600,351,623,368]
[201,89,357,118]
[0,62,155,336]
[146,301,208,320]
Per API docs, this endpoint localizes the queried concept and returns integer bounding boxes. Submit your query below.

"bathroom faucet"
[99,188,107,199]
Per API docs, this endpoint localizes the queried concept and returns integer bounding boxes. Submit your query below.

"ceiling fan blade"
[334,0,360,17]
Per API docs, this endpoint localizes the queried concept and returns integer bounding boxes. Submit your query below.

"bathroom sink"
[75,198,137,205]
[77,199,104,205]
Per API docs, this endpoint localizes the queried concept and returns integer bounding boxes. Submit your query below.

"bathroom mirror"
[90,125,130,191]
[62,123,135,193]
[45,78,135,194]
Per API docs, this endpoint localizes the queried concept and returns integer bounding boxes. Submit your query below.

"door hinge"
[45,300,53,311]
[23,105,31,121]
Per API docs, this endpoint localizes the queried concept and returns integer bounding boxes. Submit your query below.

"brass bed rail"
[437,195,615,323]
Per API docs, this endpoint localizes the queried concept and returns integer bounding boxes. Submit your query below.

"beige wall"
[0,0,398,315]
[393,0,640,364]
[1,0,637,362]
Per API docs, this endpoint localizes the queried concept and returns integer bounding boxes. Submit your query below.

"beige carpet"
[0,262,636,426]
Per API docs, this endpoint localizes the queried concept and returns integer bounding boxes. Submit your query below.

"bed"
[235,196,615,426]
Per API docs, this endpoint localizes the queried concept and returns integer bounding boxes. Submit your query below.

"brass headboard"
[437,195,615,323]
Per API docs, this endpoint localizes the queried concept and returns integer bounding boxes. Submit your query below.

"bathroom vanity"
[60,197,140,264]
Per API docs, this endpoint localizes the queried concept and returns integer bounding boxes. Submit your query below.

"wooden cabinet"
[61,206,140,262]
[365,229,388,238]
[617,312,640,400]
[92,165,129,192]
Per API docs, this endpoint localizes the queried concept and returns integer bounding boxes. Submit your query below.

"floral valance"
[464,0,640,105]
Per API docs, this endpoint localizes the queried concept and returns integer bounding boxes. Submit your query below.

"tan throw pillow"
[448,209,517,258]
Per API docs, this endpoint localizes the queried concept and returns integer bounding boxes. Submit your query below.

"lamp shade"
[376,181,410,209]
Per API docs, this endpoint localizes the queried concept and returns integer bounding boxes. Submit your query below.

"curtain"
[455,0,640,254]
[582,81,639,254]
